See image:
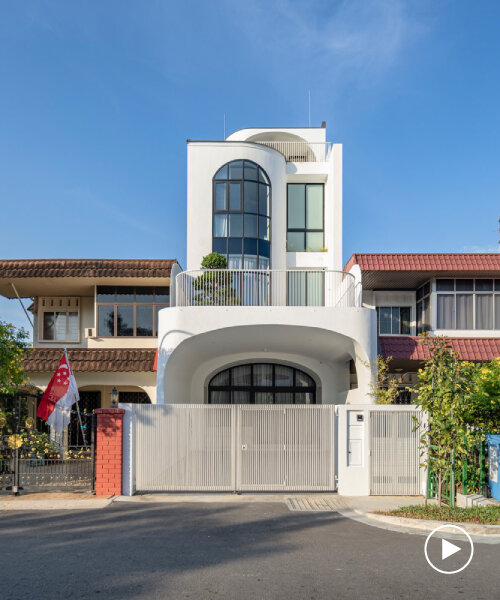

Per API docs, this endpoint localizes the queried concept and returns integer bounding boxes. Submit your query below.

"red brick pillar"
[95,408,125,496]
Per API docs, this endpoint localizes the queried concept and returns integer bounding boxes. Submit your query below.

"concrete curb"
[328,506,500,544]
[361,511,500,537]
[0,498,114,510]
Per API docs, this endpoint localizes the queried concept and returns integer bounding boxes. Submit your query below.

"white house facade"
[157,125,377,406]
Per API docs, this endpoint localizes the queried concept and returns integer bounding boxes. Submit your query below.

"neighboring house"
[157,125,377,405]
[0,259,181,409]
[345,253,500,402]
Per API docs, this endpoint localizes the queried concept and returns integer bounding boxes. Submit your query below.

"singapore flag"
[37,352,80,433]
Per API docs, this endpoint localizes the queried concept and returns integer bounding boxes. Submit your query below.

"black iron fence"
[0,392,95,494]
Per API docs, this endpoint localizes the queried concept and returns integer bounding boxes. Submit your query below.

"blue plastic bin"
[486,434,500,501]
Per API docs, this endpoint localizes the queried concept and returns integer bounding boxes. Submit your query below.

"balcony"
[254,141,332,163]
[175,269,359,308]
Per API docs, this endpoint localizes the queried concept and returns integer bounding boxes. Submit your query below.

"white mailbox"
[347,410,364,467]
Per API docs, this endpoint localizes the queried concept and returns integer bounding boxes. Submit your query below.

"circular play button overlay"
[424,525,474,574]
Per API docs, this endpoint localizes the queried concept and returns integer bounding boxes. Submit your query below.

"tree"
[193,253,239,306]
[413,335,499,505]
[465,358,500,432]
[369,355,400,404]
[0,321,30,395]
[201,252,228,269]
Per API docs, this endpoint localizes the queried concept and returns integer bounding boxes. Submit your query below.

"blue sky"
[1,0,500,329]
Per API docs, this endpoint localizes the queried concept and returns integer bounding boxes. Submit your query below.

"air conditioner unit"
[85,328,96,339]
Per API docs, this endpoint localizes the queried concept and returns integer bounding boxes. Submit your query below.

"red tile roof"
[345,253,500,273]
[344,253,500,289]
[379,336,500,361]
[0,259,178,279]
[22,348,157,373]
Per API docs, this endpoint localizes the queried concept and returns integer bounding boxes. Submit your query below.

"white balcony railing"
[255,141,332,162]
[176,269,358,308]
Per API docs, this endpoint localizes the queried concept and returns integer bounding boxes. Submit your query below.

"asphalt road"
[0,501,498,600]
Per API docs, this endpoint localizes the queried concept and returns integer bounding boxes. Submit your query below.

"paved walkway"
[115,493,425,511]
[0,491,113,510]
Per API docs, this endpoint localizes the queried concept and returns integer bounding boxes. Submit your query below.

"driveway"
[0,501,498,599]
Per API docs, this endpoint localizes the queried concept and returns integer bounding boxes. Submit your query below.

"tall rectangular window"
[96,286,169,337]
[437,294,455,329]
[287,271,324,307]
[416,282,431,334]
[287,184,324,252]
[476,294,493,329]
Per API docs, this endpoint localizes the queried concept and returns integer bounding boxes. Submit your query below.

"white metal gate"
[370,409,422,495]
[132,404,334,492]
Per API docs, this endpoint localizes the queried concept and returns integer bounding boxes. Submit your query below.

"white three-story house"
[157,125,377,405]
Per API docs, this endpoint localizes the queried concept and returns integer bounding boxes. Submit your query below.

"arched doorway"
[208,363,316,404]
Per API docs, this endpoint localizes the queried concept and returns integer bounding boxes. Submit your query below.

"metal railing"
[176,269,358,308]
[255,141,332,162]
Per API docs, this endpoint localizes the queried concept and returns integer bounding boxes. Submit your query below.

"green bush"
[201,252,227,269]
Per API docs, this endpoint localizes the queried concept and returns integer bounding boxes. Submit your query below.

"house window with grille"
[96,286,169,337]
[40,297,80,342]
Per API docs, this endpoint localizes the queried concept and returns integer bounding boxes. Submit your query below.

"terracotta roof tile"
[379,336,500,361]
[0,259,178,279]
[345,253,500,273]
[22,348,157,373]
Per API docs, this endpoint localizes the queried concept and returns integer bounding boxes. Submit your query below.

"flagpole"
[64,348,88,448]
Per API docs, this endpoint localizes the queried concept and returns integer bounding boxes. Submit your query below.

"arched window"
[208,363,316,404]
[212,160,271,269]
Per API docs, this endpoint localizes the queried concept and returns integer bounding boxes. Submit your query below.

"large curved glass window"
[208,363,316,404]
[212,160,271,269]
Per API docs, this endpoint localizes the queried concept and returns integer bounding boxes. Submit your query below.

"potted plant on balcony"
[192,253,240,306]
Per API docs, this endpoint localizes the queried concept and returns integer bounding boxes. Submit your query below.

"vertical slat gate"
[370,410,422,495]
[133,404,335,492]
[135,405,233,491]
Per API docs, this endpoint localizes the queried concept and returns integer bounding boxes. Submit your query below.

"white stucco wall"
[186,129,343,273]
[157,305,377,405]
[187,142,287,271]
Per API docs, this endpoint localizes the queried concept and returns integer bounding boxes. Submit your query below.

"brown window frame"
[96,286,169,338]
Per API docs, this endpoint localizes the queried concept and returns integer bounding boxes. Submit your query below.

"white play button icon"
[441,539,461,560]
[424,525,474,574]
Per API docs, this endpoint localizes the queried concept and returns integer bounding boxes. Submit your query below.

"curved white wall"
[187,142,286,271]
[157,305,377,405]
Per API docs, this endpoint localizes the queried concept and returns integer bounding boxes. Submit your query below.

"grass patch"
[375,504,500,525]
